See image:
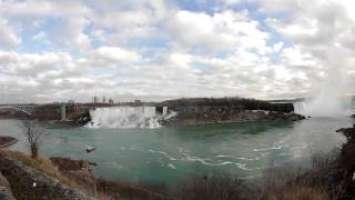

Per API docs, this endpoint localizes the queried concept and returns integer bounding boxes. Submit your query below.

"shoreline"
[161,117,302,127]
[161,110,305,126]
[0,136,18,148]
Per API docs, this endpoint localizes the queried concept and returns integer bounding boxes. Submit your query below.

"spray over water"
[294,47,351,117]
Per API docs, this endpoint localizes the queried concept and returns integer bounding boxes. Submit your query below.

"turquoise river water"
[0,117,353,186]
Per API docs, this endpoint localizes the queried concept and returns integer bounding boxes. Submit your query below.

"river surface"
[0,117,353,185]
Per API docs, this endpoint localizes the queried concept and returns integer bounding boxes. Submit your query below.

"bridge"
[0,104,36,116]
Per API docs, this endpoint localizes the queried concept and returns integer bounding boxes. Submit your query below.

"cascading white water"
[294,98,351,117]
[293,101,305,115]
[87,106,173,129]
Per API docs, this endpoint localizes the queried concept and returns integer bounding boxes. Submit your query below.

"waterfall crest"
[87,106,173,129]
[293,98,351,117]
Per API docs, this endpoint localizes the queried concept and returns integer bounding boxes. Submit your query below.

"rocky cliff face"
[161,97,295,113]
[50,157,97,197]
[0,155,96,200]
[337,125,355,179]
[50,157,167,200]
[0,172,16,200]
[161,109,305,126]
[159,97,303,126]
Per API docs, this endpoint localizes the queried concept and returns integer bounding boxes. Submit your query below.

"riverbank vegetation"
[0,150,78,189]
[21,120,45,158]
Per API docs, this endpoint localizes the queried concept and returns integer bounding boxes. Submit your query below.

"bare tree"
[22,120,45,159]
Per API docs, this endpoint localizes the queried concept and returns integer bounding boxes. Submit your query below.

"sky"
[1,0,355,103]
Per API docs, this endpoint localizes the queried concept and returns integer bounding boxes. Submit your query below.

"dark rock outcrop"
[161,97,295,113]
[338,125,355,172]
[96,178,166,200]
[48,111,92,128]
[71,110,91,126]
[50,157,169,200]
[0,156,96,200]
[336,124,355,197]
[0,172,16,200]
[50,157,97,197]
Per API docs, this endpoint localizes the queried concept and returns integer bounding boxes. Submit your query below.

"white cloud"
[167,10,270,54]
[260,0,355,97]
[32,31,46,41]
[90,0,170,43]
[0,0,92,51]
[272,42,284,52]
[91,46,141,63]
[280,47,318,67]
[0,50,73,76]
[62,17,91,51]
[0,18,21,48]
[168,52,193,69]
[1,0,355,103]
[223,0,242,5]
[0,0,90,17]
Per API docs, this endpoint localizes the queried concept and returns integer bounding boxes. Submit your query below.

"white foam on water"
[148,149,178,161]
[148,148,254,170]
[180,152,253,170]
[216,154,260,161]
[167,163,177,170]
[253,145,283,152]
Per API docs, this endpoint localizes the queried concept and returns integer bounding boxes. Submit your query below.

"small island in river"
[159,97,305,126]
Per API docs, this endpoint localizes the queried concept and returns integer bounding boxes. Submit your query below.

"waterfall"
[293,101,306,115]
[293,46,352,117]
[293,98,351,117]
[87,106,176,129]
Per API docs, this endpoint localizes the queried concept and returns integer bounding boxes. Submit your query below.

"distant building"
[108,99,114,105]
[61,104,66,121]
[102,96,106,103]
[93,96,99,104]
